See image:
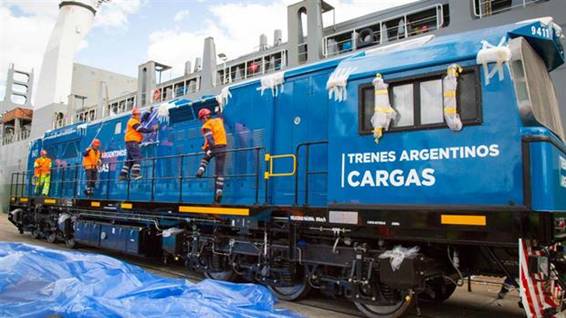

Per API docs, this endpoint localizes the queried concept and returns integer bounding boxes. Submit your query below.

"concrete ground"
[0,214,525,318]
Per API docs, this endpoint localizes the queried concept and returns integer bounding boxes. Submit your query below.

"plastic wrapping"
[162,227,185,237]
[378,246,420,272]
[476,37,511,85]
[157,101,175,124]
[216,86,232,111]
[326,66,356,102]
[370,73,397,143]
[442,64,463,131]
[57,213,71,225]
[258,71,285,97]
[0,243,298,318]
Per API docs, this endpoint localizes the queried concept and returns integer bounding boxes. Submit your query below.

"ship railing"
[473,0,543,18]
[323,3,445,58]
[9,146,268,207]
[2,129,31,145]
[217,50,287,86]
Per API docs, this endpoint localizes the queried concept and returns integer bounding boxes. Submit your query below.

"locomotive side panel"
[327,61,525,209]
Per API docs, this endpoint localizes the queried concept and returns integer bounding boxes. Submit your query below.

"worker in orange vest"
[83,138,102,196]
[195,108,227,203]
[119,107,158,180]
[33,149,52,196]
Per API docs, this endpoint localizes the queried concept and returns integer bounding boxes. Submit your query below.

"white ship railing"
[322,3,445,58]
[474,0,543,18]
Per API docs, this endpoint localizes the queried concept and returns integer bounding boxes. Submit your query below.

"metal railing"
[473,0,542,18]
[294,141,328,206]
[2,129,31,145]
[323,4,444,57]
[10,146,267,206]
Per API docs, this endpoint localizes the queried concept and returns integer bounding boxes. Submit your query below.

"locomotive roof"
[39,19,564,142]
[337,18,565,82]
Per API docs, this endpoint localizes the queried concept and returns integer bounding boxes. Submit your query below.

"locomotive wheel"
[203,253,238,281]
[31,229,41,239]
[269,279,311,301]
[354,291,414,318]
[204,268,238,281]
[65,238,77,249]
[47,232,57,243]
[268,266,311,301]
[419,278,457,304]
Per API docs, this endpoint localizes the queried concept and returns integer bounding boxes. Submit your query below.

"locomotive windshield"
[509,36,565,140]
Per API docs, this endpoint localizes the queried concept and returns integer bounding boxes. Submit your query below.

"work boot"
[214,189,223,203]
[195,167,205,178]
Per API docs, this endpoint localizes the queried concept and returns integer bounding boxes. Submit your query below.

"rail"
[294,141,328,206]
[473,0,542,18]
[10,146,266,206]
[322,3,444,57]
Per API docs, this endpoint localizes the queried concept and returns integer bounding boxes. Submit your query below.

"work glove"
[205,149,213,157]
[32,176,38,185]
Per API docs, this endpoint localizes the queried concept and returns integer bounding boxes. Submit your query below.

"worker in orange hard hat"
[119,107,158,181]
[33,149,52,196]
[83,138,102,196]
[195,108,227,203]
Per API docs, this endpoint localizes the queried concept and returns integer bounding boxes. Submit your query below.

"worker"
[33,149,52,196]
[119,107,158,181]
[83,139,102,196]
[195,108,227,203]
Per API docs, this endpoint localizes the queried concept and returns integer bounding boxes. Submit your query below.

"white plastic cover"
[76,123,88,136]
[258,71,285,97]
[162,227,185,238]
[370,74,397,143]
[365,34,434,56]
[326,66,357,102]
[216,86,232,111]
[157,102,175,124]
[442,64,463,131]
[379,246,420,272]
[58,213,71,225]
[476,36,512,85]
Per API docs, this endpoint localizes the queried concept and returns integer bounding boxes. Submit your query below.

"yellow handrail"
[264,153,297,179]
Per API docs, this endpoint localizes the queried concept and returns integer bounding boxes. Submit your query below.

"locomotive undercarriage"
[10,203,559,318]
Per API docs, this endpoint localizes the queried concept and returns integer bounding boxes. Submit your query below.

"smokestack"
[194,57,202,72]
[184,61,192,75]
[274,29,282,47]
[34,0,99,109]
[259,34,268,51]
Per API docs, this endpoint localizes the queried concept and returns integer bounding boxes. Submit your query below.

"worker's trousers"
[34,174,51,196]
[120,142,142,178]
[85,169,98,194]
[199,145,226,196]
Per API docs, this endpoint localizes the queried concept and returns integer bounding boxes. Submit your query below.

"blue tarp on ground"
[0,242,298,318]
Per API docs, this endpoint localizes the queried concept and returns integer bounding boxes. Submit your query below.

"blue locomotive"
[8,20,566,317]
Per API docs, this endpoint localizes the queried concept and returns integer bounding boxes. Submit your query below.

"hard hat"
[198,108,212,120]
[40,149,47,156]
[92,139,101,147]
[132,107,141,115]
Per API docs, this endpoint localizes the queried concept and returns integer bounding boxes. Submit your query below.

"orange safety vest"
[125,117,143,143]
[34,157,52,177]
[202,118,227,149]
[82,148,101,170]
